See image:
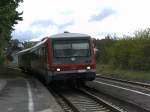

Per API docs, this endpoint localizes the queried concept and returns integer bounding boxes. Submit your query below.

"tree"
[96,38,115,64]
[0,0,23,64]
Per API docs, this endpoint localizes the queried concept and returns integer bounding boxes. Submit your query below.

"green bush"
[108,31,150,70]
[96,38,115,64]
[96,28,150,71]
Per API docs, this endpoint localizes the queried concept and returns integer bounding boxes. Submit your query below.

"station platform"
[0,67,63,112]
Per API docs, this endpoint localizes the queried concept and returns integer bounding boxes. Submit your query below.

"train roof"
[18,33,92,53]
[29,38,47,51]
[50,33,91,38]
[17,48,31,55]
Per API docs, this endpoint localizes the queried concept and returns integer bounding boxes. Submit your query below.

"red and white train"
[18,32,96,83]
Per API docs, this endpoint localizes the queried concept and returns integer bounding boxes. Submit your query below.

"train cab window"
[53,43,72,57]
[72,43,89,49]
[72,43,90,57]
[53,40,90,58]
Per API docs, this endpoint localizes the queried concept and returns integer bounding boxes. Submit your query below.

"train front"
[49,33,96,81]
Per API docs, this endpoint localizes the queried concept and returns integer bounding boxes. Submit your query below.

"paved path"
[0,78,29,112]
[0,80,7,91]
[0,77,63,112]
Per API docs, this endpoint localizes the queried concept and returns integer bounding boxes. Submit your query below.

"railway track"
[84,84,150,112]
[50,85,125,112]
[96,75,150,95]
[85,76,150,112]
[96,75,150,89]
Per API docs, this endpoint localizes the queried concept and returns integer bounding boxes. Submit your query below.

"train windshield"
[53,40,90,58]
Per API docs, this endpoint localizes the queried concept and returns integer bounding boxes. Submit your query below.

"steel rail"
[97,75,150,88]
[56,92,80,112]
[86,81,150,112]
[79,88,125,112]
[52,86,124,112]
[50,87,80,112]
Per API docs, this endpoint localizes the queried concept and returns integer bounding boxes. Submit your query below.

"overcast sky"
[12,0,150,41]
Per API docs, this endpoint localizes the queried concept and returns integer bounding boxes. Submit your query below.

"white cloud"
[13,0,150,41]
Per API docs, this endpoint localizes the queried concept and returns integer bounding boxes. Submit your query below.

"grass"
[96,64,150,82]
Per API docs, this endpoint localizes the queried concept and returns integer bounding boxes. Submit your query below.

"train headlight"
[87,66,91,70]
[56,68,61,71]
